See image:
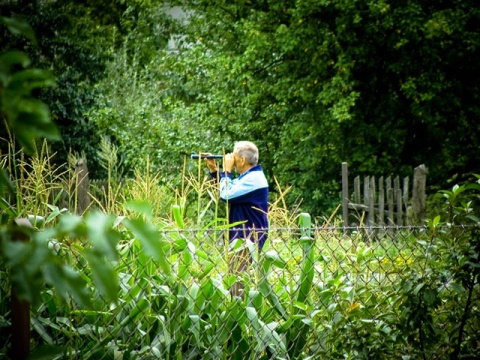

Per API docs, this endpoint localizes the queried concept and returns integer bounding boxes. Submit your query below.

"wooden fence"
[341,163,427,227]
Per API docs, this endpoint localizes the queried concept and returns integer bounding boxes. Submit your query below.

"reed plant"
[0,139,68,227]
[121,155,174,220]
[88,137,125,215]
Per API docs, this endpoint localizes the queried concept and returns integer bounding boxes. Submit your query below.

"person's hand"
[202,153,217,172]
[224,153,234,172]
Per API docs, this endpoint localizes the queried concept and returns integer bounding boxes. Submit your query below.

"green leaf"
[297,214,314,304]
[449,282,465,294]
[84,250,118,303]
[123,217,170,274]
[124,200,153,220]
[56,214,84,236]
[8,68,56,93]
[120,297,151,326]
[264,251,287,269]
[85,212,119,261]
[42,262,91,308]
[196,262,215,281]
[1,16,37,45]
[178,240,195,282]
[27,345,64,360]
[423,288,439,306]
[195,277,214,313]
[0,51,31,75]
[246,307,287,357]
[413,282,425,295]
[172,204,185,229]
[2,239,30,267]
[258,262,286,319]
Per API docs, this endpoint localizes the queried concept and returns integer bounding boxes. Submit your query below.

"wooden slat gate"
[341,163,427,227]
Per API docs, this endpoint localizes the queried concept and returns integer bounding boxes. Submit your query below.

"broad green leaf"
[1,16,37,45]
[259,263,286,319]
[172,204,185,229]
[85,212,119,261]
[297,213,314,304]
[0,51,31,75]
[178,241,195,282]
[196,263,214,280]
[8,68,56,93]
[123,217,170,274]
[2,239,30,267]
[124,200,153,220]
[60,266,92,308]
[195,277,214,313]
[56,214,84,236]
[120,297,151,326]
[247,290,263,311]
[264,250,287,269]
[84,250,118,303]
[246,306,287,357]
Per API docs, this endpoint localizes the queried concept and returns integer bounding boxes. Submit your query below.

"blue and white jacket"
[210,165,269,249]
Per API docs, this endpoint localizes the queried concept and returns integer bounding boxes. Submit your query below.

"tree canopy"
[156,0,480,213]
[2,0,480,216]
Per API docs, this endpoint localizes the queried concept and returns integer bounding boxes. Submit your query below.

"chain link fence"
[2,223,480,359]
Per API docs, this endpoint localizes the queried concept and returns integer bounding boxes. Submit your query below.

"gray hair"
[234,141,259,166]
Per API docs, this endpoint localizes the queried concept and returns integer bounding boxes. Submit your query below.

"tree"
[0,0,144,178]
[156,0,480,215]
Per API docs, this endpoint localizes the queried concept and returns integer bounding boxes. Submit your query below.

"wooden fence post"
[342,162,349,228]
[75,158,90,215]
[412,164,427,224]
[10,218,32,360]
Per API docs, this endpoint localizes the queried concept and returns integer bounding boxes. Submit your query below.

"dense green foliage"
[154,0,480,214]
[0,0,171,178]
[1,13,479,356]
[3,0,480,215]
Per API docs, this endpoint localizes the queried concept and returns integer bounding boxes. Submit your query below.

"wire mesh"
[2,225,480,359]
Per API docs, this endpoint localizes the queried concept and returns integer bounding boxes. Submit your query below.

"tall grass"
[0,140,68,226]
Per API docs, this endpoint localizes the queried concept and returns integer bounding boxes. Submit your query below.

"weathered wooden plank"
[369,176,375,226]
[386,176,394,225]
[393,176,400,202]
[364,176,370,205]
[403,176,409,224]
[396,188,403,226]
[378,176,384,226]
[412,164,427,224]
[348,203,369,211]
[354,176,361,205]
[341,163,426,227]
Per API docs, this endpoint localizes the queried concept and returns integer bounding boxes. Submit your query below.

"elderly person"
[205,141,269,249]
[205,141,269,297]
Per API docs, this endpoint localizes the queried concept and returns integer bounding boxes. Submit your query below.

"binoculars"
[191,154,223,160]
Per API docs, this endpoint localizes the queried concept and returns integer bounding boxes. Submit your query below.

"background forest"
[1,0,480,215]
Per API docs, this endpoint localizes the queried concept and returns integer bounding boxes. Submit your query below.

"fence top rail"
[157,224,479,233]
